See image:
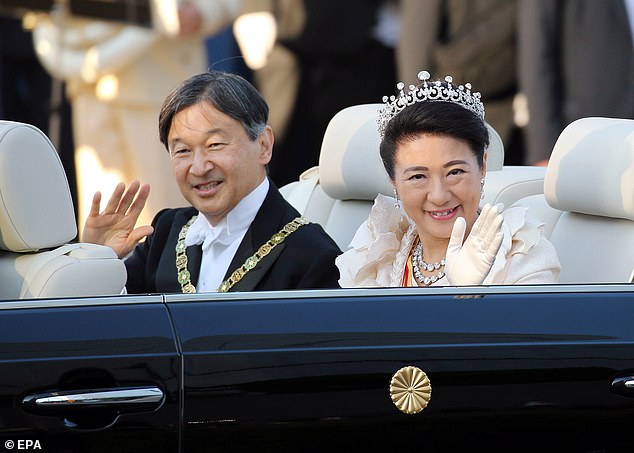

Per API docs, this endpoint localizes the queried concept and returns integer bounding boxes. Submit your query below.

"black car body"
[2,285,634,452]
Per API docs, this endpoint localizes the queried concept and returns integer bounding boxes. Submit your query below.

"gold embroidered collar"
[176,215,308,293]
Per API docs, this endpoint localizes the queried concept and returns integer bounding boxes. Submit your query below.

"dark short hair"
[379,100,489,180]
[158,71,269,149]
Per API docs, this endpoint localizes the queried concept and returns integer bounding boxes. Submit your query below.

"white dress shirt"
[184,178,269,292]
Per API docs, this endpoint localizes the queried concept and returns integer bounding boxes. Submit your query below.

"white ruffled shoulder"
[483,205,560,284]
[336,194,411,287]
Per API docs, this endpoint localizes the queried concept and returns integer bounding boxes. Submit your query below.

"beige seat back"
[542,117,634,283]
[0,121,126,299]
[281,103,545,250]
[510,193,563,239]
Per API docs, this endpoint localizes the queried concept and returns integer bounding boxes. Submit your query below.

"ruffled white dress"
[336,194,561,287]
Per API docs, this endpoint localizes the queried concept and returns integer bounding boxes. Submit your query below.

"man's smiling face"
[168,101,273,226]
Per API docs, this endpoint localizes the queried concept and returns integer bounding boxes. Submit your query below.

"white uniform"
[32,1,243,230]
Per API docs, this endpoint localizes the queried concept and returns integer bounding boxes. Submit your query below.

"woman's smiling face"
[392,133,486,243]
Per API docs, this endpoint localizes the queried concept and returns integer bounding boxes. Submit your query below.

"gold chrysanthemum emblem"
[389,366,432,414]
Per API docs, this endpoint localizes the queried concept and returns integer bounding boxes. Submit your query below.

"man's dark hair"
[159,70,269,149]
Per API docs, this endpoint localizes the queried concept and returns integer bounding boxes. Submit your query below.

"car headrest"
[545,117,634,221]
[0,121,77,252]
[318,103,504,201]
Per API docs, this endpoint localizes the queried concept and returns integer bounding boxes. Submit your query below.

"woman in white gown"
[336,71,560,287]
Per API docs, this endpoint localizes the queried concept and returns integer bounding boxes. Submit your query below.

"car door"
[168,285,634,452]
[0,295,180,453]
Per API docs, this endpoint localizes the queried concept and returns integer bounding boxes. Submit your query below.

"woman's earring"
[393,189,401,209]
[480,178,485,200]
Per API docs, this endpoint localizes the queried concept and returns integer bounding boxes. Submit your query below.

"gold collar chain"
[176,215,309,293]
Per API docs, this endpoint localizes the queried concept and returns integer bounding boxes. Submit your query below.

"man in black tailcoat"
[83,71,341,293]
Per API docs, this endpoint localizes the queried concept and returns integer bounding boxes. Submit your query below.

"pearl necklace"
[412,241,446,286]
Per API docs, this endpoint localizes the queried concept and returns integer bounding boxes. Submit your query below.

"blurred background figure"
[397,0,525,165]
[0,14,52,141]
[205,24,252,82]
[30,1,243,232]
[0,11,77,221]
[518,0,634,166]
[235,0,399,187]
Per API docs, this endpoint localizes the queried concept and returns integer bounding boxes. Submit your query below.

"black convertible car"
[0,110,633,452]
[2,285,634,453]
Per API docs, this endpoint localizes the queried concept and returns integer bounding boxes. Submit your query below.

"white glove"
[445,203,504,285]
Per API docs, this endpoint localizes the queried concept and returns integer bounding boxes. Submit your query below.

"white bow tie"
[184,216,232,252]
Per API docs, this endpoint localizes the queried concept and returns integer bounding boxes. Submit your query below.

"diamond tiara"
[377,70,485,137]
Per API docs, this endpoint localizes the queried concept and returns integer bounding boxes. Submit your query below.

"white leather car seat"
[0,121,127,299]
[517,117,634,284]
[281,103,547,250]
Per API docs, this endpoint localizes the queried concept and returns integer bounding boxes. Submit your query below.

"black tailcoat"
[124,182,342,293]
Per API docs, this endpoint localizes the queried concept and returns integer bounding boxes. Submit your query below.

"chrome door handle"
[611,376,634,397]
[22,386,164,410]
